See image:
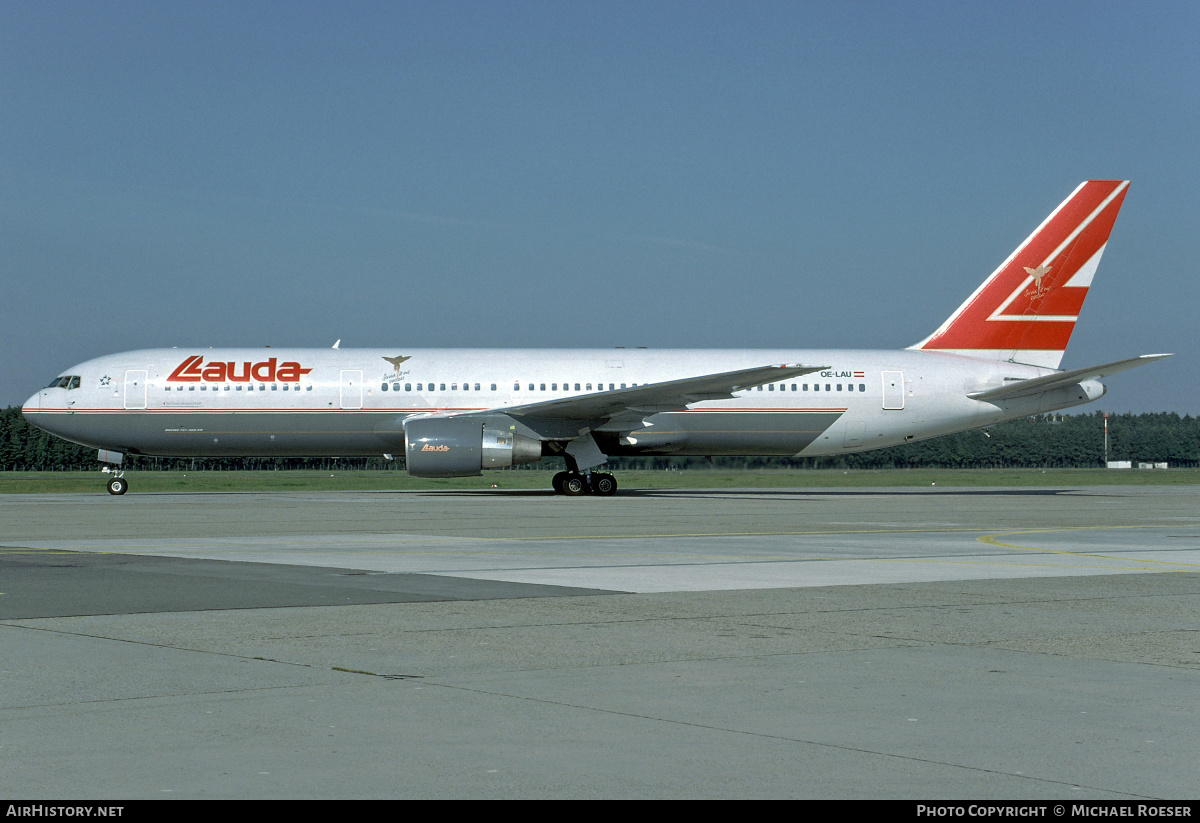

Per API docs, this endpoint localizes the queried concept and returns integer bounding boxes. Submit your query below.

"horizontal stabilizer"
[967,354,1172,403]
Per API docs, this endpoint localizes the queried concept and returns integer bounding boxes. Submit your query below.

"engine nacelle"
[403,417,543,477]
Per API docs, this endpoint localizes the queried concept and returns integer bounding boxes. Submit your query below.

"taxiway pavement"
[2,484,1198,798]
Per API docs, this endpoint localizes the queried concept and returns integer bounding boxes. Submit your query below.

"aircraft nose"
[22,390,41,414]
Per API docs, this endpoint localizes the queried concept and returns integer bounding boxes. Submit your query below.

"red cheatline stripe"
[677,408,847,413]
[31,406,847,415]
[27,407,488,414]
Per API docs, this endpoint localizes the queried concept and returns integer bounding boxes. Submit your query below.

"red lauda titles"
[167,355,313,383]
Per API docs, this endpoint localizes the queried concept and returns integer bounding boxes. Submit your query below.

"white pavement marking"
[24,524,1200,594]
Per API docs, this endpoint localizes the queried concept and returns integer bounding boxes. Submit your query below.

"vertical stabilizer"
[910,180,1129,369]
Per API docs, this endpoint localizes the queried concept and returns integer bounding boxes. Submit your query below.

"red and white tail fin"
[910,180,1130,369]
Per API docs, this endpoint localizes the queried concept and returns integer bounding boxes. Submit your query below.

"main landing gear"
[552,470,618,496]
[547,438,617,496]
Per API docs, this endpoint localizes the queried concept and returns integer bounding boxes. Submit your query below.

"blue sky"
[3,1,1197,413]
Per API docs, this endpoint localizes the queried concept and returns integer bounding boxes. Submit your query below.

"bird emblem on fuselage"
[382,355,411,371]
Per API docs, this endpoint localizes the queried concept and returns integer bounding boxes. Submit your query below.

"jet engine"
[403,417,543,477]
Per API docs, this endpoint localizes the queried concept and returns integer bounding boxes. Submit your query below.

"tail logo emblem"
[1023,264,1053,298]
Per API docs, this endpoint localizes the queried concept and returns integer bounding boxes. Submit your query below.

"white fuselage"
[22,347,1103,461]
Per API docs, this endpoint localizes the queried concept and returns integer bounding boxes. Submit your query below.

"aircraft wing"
[491,363,828,424]
[968,354,1173,403]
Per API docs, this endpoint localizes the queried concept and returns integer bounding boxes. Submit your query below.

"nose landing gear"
[99,449,127,495]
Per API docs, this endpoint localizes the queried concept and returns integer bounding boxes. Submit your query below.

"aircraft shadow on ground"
[426,487,1086,499]
[130,487,1108,500]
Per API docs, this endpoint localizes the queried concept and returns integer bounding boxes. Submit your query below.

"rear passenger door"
[882,370,904,410]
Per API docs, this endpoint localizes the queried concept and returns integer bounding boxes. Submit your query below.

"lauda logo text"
[167,356,313,383]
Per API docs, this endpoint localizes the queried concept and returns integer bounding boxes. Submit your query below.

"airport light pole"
[1103,412,1109,466]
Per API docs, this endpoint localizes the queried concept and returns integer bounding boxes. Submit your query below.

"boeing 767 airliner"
[23,181,1170,495]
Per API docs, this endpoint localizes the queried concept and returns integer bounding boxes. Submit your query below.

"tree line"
[2,406,1197,472]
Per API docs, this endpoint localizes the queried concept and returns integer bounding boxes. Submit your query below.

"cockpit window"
[46,375,81,389]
